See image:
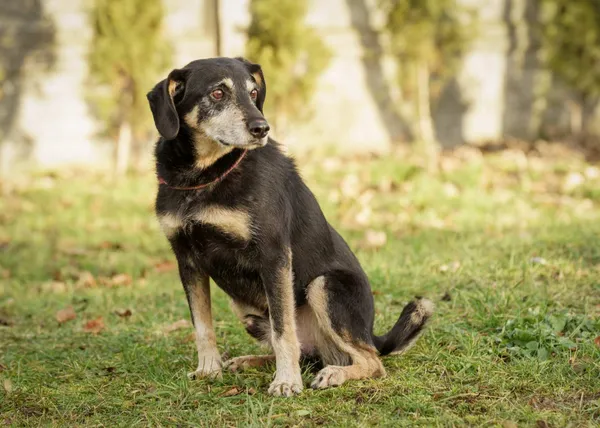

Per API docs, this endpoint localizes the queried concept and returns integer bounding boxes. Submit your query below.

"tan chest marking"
[193,206,252,241]
[158,212,184,238]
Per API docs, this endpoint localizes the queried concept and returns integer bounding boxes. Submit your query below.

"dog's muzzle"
[248,118,270,139]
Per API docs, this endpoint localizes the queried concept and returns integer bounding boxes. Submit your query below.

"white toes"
[268,380,303,397]
[311,366,346,389]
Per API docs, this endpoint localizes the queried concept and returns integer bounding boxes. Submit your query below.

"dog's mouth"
[218,137,268,148]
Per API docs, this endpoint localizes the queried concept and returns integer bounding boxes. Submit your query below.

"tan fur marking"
[183,105,235,170]
[268,247,303,396]
[252,72,262,86]
[220,77,234,89]
[307,276,385,389]
[188,275,222,378]
[193,206,252,240]
[158,212,183,238]
[168,79,179,97]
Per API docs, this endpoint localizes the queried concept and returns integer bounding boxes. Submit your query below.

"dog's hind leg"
[306,275,386,389]
[223,355,275,372]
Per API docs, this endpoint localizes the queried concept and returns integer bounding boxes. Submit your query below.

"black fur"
[148,57,431,366]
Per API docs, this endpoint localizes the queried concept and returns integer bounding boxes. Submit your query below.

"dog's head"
[147,57,269,149]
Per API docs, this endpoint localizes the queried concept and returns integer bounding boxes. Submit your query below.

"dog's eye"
[250,89,258,100]
[211,89,224,100]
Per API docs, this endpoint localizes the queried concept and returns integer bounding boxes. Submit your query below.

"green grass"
[1,146,599,426]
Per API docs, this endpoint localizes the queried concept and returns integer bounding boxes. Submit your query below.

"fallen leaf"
[536,420,549,428]
[502,422,518,428]
[439,261,461,273]
[163,319,190,333]
[0,317,12,327]
[154,260,177,273]
[98,241,123,250]
[56,306,76,324]
[295,409,310,417]
[3,379,12,394]
[247,387,256,395]
[530,257,547,265]
[111,273,132,287]
[77,271,96,288]
[0,364,5,372]
[114,308,132,318]
[221,387,241,397]
[361,230,387,249]
[0,268,10,279]
[594,336,600,348]
[83,317,105,334]
[43,281,67,293]
[60,246,89,256]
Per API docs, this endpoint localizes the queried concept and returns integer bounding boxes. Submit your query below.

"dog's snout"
[248,119,270,139]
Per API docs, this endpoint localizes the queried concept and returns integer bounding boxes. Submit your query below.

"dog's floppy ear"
[235,57,267,113]
[147,69,189,140]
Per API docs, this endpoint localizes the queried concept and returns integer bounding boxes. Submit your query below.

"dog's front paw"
[268,372,303,397]
[187,355,223,380]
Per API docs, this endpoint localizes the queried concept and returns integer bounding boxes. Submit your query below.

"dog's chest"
[158,200,265,306]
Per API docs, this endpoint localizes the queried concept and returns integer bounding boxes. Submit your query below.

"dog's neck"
[155,129,247,190]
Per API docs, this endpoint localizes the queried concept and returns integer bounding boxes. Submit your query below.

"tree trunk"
[567,99,583,136]
[416,62,439,172]
[115,121,132,175]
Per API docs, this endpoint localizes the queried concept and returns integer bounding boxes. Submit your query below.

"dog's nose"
[248,119,270,139]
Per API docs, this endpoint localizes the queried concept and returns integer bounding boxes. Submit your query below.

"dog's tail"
[372,297,434,356]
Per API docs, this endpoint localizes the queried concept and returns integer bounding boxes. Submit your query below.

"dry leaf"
[109,273,132,287]
[98,241,123,250]
[0,268,10,279]
[361,230,387,249]
[154,260,177,273]
[163,319,190,333]
[530,257,547,265]
[0,363,6,372]
[221,387,241,397]
[77,271,96,288]
[56,306,76,324]
[43,281,67,293]
[83,317,105,334]
[439,261,461,273]
[114,308,132,318]
[3,379,12,394]
[594,336,600,348]
[0,317,13,327]
[60,246,89,256]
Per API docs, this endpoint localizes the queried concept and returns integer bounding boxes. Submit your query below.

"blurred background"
[2,2,600,425]
[1,0,599,174]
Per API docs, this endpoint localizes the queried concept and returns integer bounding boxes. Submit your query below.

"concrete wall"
[0,0,580,174]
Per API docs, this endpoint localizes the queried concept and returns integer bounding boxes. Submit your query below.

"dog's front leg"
[262,249,303,397]
[177,260,222,380]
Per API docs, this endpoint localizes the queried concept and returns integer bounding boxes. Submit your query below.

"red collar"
[158,149,248,190]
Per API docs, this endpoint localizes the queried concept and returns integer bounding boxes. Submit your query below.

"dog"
[147,57,433,397]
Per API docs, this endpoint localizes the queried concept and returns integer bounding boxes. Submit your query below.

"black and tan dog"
[147,57,433,397]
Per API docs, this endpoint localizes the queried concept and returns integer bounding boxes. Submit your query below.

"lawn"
[1,144,599,426]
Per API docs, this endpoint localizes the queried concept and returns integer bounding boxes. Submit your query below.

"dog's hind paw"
[187,368,222,380]
[223,355,275,372]
[310,366,347,389]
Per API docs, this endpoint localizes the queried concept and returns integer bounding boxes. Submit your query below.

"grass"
[1,144,599,426]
